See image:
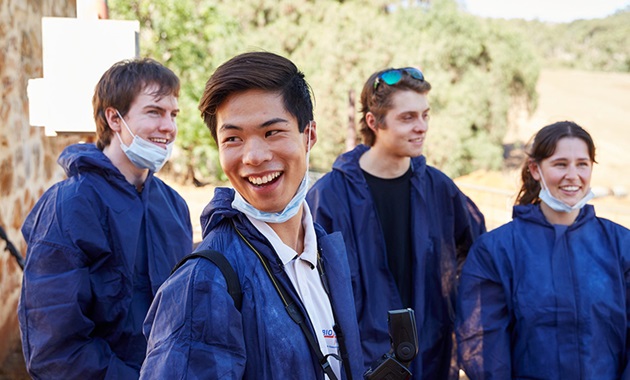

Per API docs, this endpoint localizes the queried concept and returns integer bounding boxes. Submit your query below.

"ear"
[365,112,378,132]
[105,107,122,133]
[304,121,317,151]
[528,159,541,181]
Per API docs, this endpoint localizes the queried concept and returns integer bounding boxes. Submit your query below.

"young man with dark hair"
[141,51,364,380]
[307,67,486,379]
[18,58,193,379]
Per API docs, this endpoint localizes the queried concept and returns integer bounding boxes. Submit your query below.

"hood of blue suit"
[200,187,241,238]
[58,143,150,196]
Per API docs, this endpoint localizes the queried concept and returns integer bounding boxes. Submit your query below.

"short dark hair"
[198,51,314,143]
[359,68,431,146]
[516,121,596,205]
[92,58,180,150]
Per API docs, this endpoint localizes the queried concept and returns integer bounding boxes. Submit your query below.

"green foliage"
[109,0,542,180]
[382,0,539,175]
[504,10,630,72]
[109,0,242,181]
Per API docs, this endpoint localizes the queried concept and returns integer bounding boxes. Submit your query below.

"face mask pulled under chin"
[232,173,309,223]
[537,167,594,213]
[231,123,313,223]
[115,110,173,172]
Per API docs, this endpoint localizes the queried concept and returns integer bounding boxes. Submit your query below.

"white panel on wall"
[28,17,139,136]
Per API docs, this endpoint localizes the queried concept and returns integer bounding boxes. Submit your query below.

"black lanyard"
[232,220,352,380]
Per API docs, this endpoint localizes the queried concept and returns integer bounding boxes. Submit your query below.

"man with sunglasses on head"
[307,67,486,380]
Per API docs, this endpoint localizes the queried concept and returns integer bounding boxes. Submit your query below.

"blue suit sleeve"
[624,259,630,380]
[141,259,246,379]
[621,229,630,379]
[453,192,486,274]
[19,203,138,379]
[307,177,364,315]
[306,178,337,235]
[456,239,511,380]
[464,195,487,239]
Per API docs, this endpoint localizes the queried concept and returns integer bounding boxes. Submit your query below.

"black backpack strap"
[171,249,242,310]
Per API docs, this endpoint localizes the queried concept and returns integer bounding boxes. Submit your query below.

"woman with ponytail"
[456,121,630,379]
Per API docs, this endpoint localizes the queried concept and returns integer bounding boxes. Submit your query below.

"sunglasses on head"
[373,67,425,90]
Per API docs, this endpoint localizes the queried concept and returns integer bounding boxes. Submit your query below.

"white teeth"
[562,186,579,191]
[248,172,280,185]
[150,138,168,144]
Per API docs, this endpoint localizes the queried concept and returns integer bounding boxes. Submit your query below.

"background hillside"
[505,11,630,72]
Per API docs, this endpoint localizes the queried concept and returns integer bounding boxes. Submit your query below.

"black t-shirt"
[362,166,413,308]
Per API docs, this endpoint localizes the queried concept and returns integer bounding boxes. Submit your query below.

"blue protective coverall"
[140,187,365,380]
[18,143,192,379]
[306,144,485,379]
[456,204,630,379]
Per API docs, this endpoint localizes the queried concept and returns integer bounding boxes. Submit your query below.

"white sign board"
[28,17,139,136]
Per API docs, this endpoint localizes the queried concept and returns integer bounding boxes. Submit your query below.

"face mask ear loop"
[537,164,549,191]
[114,110,131,148]
[114,130,125,147]
[305,121,312,177]
[116,110,136,138]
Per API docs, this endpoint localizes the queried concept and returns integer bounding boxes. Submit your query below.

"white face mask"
[537,166,594,213]
[115,110,173,172]
[232,122,313,223]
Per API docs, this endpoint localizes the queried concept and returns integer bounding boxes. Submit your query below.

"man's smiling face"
[216,89,314,213]
[116,84,179,149]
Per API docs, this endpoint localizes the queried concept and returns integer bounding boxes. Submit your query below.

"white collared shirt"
[246,202,340,379]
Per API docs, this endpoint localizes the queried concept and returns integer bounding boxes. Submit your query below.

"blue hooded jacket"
[306,145,485,379]
[19,143,192,379]
[141,187,365,380]
[456,204,630,379]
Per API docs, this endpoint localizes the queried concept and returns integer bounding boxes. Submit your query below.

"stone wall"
[0,0,79,371]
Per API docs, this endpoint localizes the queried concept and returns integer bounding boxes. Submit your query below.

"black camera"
[364,308,418,380]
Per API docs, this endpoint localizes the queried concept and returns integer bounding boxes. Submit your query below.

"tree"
[110,0,242,183]
[110,0,541,180]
